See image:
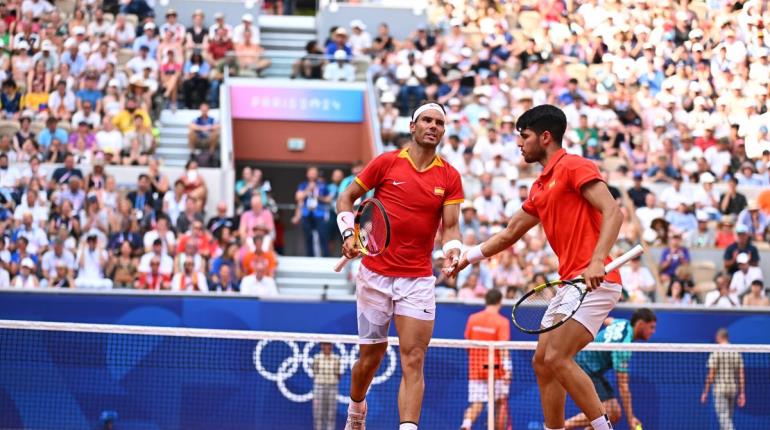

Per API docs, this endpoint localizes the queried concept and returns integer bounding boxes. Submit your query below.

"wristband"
[336,211,354,236]
[465,244,487,264]
[502,359,512,372]
[442,239,463,255]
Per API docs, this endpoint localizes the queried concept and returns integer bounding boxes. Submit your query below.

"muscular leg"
[543,320,606,426]
[349,342,388,402]
[565,399,621,429]
[394,314,434,424]
[533,330,567,428]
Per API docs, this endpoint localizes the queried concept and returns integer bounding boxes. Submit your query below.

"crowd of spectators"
[292,0,770,306]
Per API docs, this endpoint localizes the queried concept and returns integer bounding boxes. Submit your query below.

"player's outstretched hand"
[628,416,642,430]
[444,250,468,278]
[582,259,605,291]
[342,236,360,260]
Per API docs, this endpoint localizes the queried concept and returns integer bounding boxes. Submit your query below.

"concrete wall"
[316,4,428,42]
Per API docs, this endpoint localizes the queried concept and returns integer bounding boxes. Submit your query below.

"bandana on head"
[411,103,446,122]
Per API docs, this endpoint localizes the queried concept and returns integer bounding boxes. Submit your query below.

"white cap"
[450,18,462,27]
[64,38,77,48]
[41,40,53,51]
[448,98,461,106]
[700,172,715,183]
[692,43,704,52]
[73,26,86,35]
[21,258,34,269]
[108,78,119,87]
[242,13,253,22]
[693,96,706,106]
[460,47,472,57]
[736,253,750,264]
[380,92,395,103]
[350,19,366,30]
[15,41,29,51]
[144,22,156,30]
[333,49,347,60]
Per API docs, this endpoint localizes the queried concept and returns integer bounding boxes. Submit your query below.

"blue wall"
[1,291,770,344]
[1,292,770,430]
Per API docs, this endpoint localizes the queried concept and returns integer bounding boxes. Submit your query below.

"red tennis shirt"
[465,309,510,380]
[521,149,622,284]
[355,148,464,277]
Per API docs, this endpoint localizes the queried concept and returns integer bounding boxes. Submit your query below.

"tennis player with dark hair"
[461,288,511,430]
[565,308,657,429]
[337,100,464,430]
[450,104,625,430]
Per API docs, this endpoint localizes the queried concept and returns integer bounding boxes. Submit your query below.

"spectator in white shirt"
[11,258,39,289]
[636,193,665,231]
[143,216,176,254]
[126,45,159,77]
[75,234,112,289]
[208,12,233,40]
[473,185,505,224]
[48,80,77,121]
[232,14,259,44]
[729,253,763,297]
[619,256,656,303]
[171,259,208,292]
[21,0,54,18]
[95,117,123,159]
[659,176,691,210]
[71,100,101,129]
[705,273,740,308]
[240,260,278,296]
[323,50,355,82]
[109,14,136,48]
[139,238,174,275]
[40,238,76,285]
[349,20,372,56]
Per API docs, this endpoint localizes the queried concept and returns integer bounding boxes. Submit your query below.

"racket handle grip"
[333,255,350,272]
[605,244,644,273]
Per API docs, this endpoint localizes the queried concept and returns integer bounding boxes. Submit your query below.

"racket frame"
[511,244,644,334]
[333,198,391,272]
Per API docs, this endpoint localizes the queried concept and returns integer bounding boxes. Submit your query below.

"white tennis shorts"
[468,380,509,403]
[541,281,622,338]
[355,264,436,344]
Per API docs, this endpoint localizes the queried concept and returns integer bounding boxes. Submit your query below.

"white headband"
[411,103,446,122]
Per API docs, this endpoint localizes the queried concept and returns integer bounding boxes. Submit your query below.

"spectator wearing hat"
[723,223,760,275]
[325,26,352,59]
[31,39,57,72]
[459,200,480,239]
[126,44,158,79]
[658,229,690,283]
[234,27,271,77]
[112,97,151,135]
[323,49,355,82]
[735,161,768,187]
[736,200,769,242]
[208,12,232,40]
[729,252,763,298]
[240,258,278,296]
[171,258,208,292]
[233,13,259,45]
[133,22,160,58]
[349,20,372,56]
[11,257,38,288]
[160,9,185,43]
[688,213,716,248]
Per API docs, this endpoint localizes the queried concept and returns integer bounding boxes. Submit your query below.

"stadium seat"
[103,13,115,23]
[58,0,77,16]
[0,120,19,137]
[565,63,588,83]
[117,48,135,66]
[688,2,708,21]
[125,14,139,29]
[691,260,717,297]
[30,121,46,136]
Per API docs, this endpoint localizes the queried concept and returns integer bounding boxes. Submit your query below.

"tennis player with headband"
[449,104,624,430]
[336,101,464,430]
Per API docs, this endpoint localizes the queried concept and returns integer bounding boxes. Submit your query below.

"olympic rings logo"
[253,340,397,403]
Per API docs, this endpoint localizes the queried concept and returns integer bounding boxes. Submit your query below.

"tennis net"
[1,320,769,430]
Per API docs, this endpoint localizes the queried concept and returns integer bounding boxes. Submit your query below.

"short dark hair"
[485,288,503,306]
[516,104,567,144]
[751,279,764,288]
[631,308,656,327]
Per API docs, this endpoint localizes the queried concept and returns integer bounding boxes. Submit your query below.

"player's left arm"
[616,371,640,429]
[441,202,462,270]
[581,179,623,290]
[738,354,746,407]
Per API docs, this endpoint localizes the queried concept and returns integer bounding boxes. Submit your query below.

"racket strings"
[359,203,387,255]
[513,282,584,332]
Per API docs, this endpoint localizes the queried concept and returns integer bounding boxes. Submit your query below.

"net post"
[487,343,495,430]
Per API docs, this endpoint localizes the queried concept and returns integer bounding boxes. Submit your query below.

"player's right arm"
[449,209,539,276]
[617,371,640,429]
[337,180,368,259]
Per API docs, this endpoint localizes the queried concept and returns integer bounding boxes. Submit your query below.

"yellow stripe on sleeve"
[354,177,370,192]
[443,198,464,206]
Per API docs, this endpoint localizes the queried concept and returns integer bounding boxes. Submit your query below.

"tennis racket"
[333,198,391,272]
[511,244,644,334]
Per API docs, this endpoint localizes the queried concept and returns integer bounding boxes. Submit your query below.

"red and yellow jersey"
[465,309,510,380]
[522,149,622,284]
[355,148,463,277]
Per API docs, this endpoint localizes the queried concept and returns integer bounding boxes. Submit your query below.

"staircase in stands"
[258,15,317,78]
[155,109,220,167]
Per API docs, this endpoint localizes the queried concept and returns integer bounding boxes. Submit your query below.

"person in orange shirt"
[241,233,277,277]
[460,289,511,430]
[451,105,624,430]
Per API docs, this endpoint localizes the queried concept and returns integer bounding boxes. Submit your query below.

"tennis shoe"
[345,399,367,430]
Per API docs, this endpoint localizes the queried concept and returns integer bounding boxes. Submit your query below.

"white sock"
[590,414,613,430]
[461,418,472,429]
[399,422,418,430]
[348,398,366,412]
